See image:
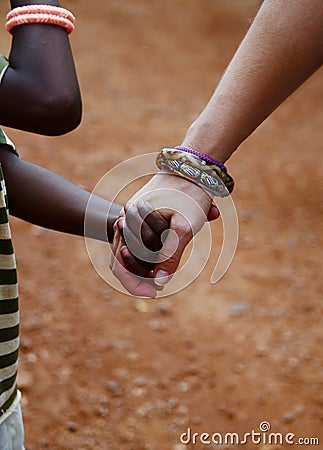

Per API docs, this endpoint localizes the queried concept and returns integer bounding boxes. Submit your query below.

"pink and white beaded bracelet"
[6,5,75,35]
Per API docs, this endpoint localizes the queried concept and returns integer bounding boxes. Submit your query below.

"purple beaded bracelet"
[174,146,227,173]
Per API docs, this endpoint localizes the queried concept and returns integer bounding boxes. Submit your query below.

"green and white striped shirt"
[0,54,20,421]
[0,54,9,84]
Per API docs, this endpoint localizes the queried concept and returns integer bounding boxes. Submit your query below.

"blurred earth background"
[0,0,322,449]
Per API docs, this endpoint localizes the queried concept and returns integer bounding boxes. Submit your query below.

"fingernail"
[121,246,130,257]
[125,202,132,212]
[154,270,170,286]
[117,217,125,230]
[118,209,125,219]
[141,200,151,209]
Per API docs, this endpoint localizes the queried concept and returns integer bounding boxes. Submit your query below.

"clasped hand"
[110,172,219,297]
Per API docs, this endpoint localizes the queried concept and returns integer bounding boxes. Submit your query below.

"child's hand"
[110,201,169,298]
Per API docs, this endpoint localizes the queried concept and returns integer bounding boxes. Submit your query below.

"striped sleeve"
[0,128,18,158]
[0,55,20,418]
[0,55,9,84]
[0,167,19,418]
[0,54,19,157]
[0,54,21,418]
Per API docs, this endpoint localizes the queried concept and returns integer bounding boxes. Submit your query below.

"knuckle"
[172,218,192,238]
[158,251,179,270]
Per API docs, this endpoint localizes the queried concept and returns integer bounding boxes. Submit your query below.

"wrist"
[181,119,238,164]
[84,198,122,243]
[107,204,123,243]
[156,147,234,200]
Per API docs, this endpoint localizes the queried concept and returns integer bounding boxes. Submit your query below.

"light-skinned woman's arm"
[112,0,323,296]
[181,0,323,162]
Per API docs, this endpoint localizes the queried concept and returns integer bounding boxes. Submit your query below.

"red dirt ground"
[1,1,322,449]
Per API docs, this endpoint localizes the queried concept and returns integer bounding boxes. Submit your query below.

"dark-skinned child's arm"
[1,145,170,254]
[0,0,81,135]
[0,145,120,242]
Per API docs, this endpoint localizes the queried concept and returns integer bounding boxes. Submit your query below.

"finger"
[120,246,155,278]
[119,246,164,292]
[111,249,158,298]
[121,208,160,259]
[207,204,220,221]
[109,244,117,272]
[118,208,125,219]
[116,216,163,276]
[116,217,125,241]
[153,215,193,286]
[125,201,170,251]
[124,203,164,252]
[111,222,122,258]
[110,230,124,273]
[137,201,170,251]
[123,224,159,264]
[137,200,170,237]
[117,216,157,262]
[141,221,164,252]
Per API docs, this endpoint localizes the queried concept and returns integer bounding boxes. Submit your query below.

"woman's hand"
[110,172,219,297]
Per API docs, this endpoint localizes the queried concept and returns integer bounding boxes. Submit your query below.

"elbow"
[0,82,82,135]
[38,90,83,136]
[20,82,83,135]
[48,98,82,136]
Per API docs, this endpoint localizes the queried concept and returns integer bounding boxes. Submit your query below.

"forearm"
[182,0,323,162]
[1,149,121,242]
[11,0,60,5]
[0,0,82,135]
